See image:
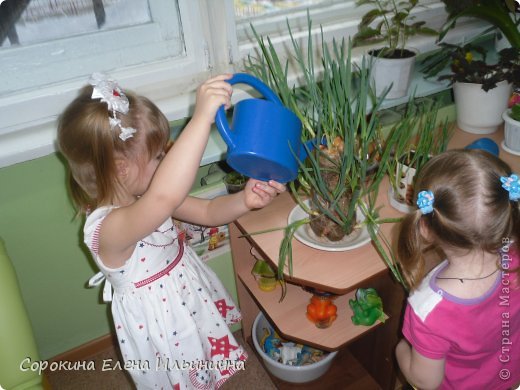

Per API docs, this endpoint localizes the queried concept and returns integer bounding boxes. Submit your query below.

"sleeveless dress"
[85,206,247,389]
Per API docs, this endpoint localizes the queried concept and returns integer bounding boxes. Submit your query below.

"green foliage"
[386,99,453,194]
[421,43,520,91]
[510,103,520,121]
[245,15,412,294]
[439,0,520,49]
[223,171,247,185]
[352,0,438,56]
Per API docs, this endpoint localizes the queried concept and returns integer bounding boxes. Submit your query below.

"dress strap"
[88,272,113,302]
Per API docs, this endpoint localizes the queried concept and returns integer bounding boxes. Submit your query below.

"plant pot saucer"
[501,140,520,156]
[287,201,372,252]
[388,187,415,214]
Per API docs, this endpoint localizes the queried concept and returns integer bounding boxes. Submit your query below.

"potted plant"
[502,89,520,155]
[422,42,520,133]
[251,255,278,292]
[353,0,438,99]
[245,17,407,294]
[223,170,247,194]
[438,0,520,49]
[385,100,452,213]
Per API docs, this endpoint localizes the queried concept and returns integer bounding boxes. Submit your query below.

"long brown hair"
[397,149,520,290]
[57,85,170,213]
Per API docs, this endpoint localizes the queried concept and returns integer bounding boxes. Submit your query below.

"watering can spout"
[299,139,316,161]
[298,137,326,162]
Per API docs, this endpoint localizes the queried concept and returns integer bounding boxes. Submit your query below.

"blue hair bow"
[417,190,435,214]
[500,174,520,201]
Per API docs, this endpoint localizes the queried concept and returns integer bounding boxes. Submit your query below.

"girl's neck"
[435,250,500,299]
[443,250,499,278]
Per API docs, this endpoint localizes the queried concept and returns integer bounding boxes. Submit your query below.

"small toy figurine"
[306,291,337,328]
[349,288,385,326]
[296,345,315,366]
[260,327,281,361]
[279,342,301,366]
[207,227,225,250]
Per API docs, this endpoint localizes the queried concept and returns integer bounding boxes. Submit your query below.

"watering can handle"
[215,73,283,149]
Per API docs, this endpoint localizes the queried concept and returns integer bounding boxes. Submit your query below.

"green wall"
[0,153,238,360]
[0,153,110,359]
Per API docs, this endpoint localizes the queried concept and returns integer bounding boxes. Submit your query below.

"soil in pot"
[369,48,416,59]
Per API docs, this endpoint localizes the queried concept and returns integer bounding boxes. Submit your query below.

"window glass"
[234,0,331,20]
[1,0,151,47]
[0,0,186,95]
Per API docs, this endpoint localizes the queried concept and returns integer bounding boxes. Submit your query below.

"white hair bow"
[89,72,137,141]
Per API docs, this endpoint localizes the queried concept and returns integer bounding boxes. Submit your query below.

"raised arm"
[98,75,233,267]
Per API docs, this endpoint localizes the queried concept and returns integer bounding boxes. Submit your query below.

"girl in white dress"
[57,73,285,389]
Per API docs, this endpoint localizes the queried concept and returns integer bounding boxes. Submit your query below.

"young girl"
[57,73,286,389]
[395,149,520,390]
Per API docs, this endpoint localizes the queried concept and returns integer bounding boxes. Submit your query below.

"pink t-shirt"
[402,246,520,390]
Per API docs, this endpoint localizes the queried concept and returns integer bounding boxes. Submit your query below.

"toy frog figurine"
[349,288,385,326]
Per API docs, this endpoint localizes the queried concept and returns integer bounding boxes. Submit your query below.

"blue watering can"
[215,73,308,183]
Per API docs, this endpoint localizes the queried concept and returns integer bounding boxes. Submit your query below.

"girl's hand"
[192,74,233,126]
[243,179,286,210]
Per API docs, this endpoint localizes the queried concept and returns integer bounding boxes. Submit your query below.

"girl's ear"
[115,159,129,179]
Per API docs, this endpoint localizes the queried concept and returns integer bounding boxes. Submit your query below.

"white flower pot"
[369,51,416,99]
[453,81,512,134]
[388,154,418,213]
[502,109,520,155]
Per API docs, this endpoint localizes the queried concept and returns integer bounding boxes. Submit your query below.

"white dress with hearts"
[85,206,247,389]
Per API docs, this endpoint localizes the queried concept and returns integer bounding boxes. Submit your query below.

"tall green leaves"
[242,15,451,296]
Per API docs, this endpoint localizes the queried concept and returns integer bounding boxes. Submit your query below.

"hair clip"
[417,190,435,214]
[89,72,137,141]
[500,174,520,201]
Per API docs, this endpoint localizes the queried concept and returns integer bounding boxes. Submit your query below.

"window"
[0,0,489,168]
[1,0,153,47]
[0,0,209,167]
[1,0,192,95]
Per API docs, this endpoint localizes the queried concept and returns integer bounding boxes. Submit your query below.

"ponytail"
[397,211,428,290]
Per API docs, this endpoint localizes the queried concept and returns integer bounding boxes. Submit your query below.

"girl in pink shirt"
[395,149,520,390]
